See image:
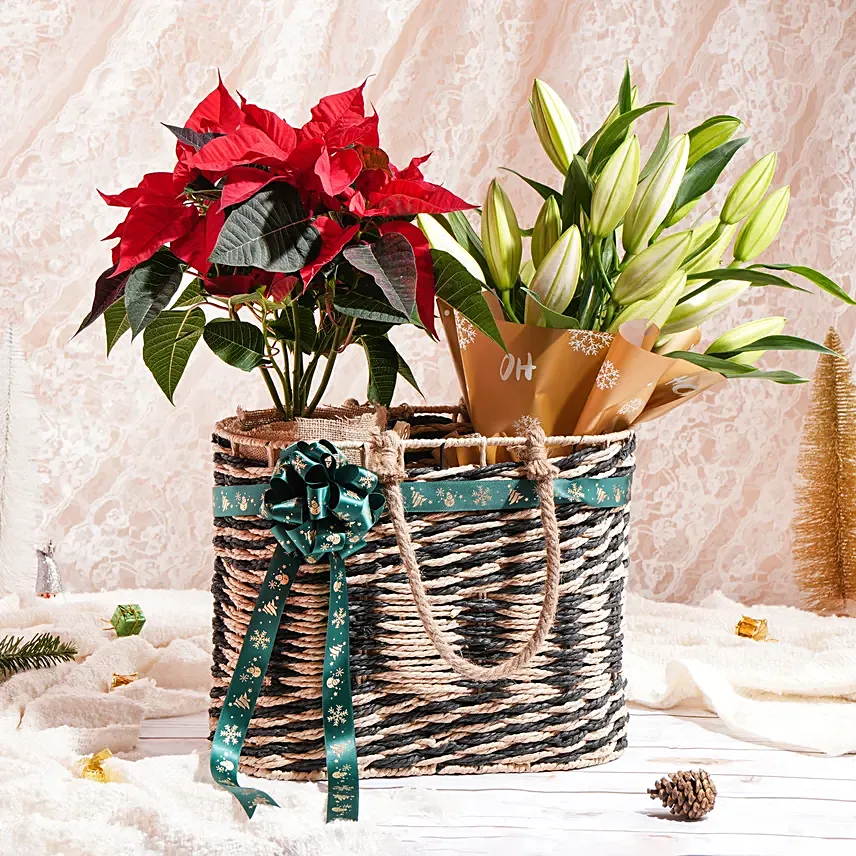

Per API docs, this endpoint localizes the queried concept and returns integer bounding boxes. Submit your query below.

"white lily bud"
[660,281,748,335]
[613,231,693,304]
[682,224,737,275]
[530,80,581,175]
[590,135,641,238]
[520,259,536,286]
[416,214,485,283]
[720,152,777,225]
[733,186,790,262]
[524,225,582,326]
[481,179,522,291]
[706,316,787,365]
[531,196,562,268]
[609,270,687,333]
[685,219,720,259]
[622,134,690,254]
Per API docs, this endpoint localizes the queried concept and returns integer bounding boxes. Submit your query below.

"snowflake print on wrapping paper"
[250,629,270,649]
[617,397,645,417]
[456,316,477,351]
[331,608,347,629]
[221,724,241,746]
[327,705,348,727]
[595,359,620,391]
[472,486,491,507]
[568,330,613,356]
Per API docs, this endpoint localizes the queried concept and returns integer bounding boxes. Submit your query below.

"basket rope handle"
[370,427,562,682]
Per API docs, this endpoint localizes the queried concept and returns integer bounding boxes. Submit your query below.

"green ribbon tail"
[322,553,359,821]
[210,546,300,817]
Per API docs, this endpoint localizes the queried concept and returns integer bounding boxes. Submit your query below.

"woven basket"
[210,405,635,780]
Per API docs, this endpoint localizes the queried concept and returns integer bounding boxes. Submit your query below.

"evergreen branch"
[0,632,78,679]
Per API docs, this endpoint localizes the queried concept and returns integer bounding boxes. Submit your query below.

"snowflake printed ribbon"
[211,440,631,823]
[211,439,384,822]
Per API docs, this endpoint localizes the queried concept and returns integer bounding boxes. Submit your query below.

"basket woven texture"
[209,408,635,780]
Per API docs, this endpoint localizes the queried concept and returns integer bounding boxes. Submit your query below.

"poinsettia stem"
[291,304,304,416]
[261,310,292,419]
[304,347,338,418]
[259,366,287,420]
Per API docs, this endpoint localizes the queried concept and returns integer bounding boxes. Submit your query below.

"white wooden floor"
[139,705,856,855]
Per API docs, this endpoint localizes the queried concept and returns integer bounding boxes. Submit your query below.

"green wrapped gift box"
[110,604,146,637]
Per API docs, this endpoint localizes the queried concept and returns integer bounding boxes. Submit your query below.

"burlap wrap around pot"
[209,405,635,780]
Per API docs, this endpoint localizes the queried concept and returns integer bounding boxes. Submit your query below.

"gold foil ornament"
[77,748,114,782]
[109,672,138,691]
[735,615,775,641]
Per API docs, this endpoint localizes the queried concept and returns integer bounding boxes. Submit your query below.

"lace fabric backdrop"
[2,0,854,602]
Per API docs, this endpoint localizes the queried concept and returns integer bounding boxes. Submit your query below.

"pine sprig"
[0,632,78,678]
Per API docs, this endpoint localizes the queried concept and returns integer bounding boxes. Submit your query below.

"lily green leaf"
[749,264,856,306]
[203,319,266,371]
[706,334,842,359]
[142,307,206,403]
[665,349,809,383]
[589,102,672,175]
[521,288,580,328]
[431,250,505,350]
[561,154,593,230]
[670,137,749,217]
[639,112,671,182]
[500,168,560,202]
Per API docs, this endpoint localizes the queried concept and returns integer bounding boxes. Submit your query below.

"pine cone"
[648,769,717,819]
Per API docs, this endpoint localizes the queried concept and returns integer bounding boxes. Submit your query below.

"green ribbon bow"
[210,440,385,822]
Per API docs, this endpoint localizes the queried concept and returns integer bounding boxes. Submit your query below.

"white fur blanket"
[0,588,854,854]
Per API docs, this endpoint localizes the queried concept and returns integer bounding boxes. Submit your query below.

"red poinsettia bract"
[95,76,472,333]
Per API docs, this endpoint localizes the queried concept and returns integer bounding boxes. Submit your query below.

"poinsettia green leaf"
[209,184,321,273]
[361,335,399,406]
[76,265,128,336]
[142,307,206,403]
[386,340,422,396]
[269,305,317,353]
[431,250,505,351]
[665,350,809,383]
[162,124,224,151]
[125,248,185,338]
[173,277,206,308]
[334,292,410,324]
[342,233,417,318]
[203,319,266,371]
[103,299,130,356]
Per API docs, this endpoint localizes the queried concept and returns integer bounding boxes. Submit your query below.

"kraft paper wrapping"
[440,298,725,458]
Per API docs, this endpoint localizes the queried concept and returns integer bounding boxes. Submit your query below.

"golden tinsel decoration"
[792,327,856,615]
[648,769,717,819]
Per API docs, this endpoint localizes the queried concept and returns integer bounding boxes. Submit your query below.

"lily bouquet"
[80,77,488,420]
[420,66,852,439]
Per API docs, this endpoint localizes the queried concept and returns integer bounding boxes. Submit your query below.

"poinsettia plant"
[80,76,492,418]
